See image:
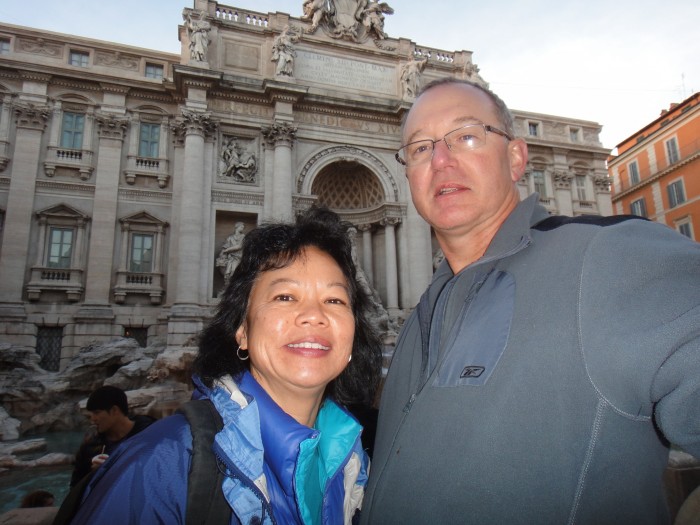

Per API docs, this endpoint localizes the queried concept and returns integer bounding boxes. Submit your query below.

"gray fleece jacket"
[362,194,700,525]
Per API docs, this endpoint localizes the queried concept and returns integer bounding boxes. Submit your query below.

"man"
[70,386,154,486]
[361,79,700,524]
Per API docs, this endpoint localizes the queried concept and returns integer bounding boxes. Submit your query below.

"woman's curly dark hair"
[194,207,382,407]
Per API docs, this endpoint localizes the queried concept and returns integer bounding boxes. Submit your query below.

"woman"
[68,207,382,524]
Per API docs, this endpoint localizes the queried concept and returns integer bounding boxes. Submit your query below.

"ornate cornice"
[100,83,132,95]
[118,188,173,202]
[211,189,264,206]
[19,71,53,83]
[36,180,95,194]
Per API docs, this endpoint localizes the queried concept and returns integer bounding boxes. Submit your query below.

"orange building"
[608,92,700,240]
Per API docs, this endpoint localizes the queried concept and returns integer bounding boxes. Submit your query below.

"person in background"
[20,490,54,508]
[68,207,382,524]
[70,386,154,487]
[362,78,700,524]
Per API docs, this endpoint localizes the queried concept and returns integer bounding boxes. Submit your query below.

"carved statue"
[358,1,394,40]
[216,222,246,282]
[432,248,445,271]
[271,26,300,77]
[400,55,428,99]
[185,11,211,62]
[302,0,327,33]
[220,138,257,182]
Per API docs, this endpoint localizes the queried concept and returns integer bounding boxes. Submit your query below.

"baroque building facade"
[0,0,611,370]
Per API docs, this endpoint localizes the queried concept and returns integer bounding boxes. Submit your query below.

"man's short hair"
[86,386,129,416]
[416,78,516,139]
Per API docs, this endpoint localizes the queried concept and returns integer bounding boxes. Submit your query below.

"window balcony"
[44,146,94,180]
[113,270,164,305]
[123,155,170,188]
[26,266,84,302]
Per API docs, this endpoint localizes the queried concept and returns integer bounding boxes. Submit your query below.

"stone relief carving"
[271,25,301,77]
[301,0,394,45]
[400,55,428,99]
[16,38,62,57]
[219,137,258,183]
[94,51,139,70]
[184,10,211,62]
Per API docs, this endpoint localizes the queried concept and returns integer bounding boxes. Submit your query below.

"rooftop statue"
[302,0,394,44]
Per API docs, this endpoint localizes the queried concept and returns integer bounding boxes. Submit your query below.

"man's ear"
[508,138,528,182]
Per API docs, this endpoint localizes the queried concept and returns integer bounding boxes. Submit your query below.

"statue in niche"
[358,1,394,40]
[302,0,328,33]
[216,222,246,282]
[400,55,428,99]
[220,137,257,182]
[185,11,211,62]
[271,25,300,77]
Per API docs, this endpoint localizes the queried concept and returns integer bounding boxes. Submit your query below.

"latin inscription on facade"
[295,50,395,95]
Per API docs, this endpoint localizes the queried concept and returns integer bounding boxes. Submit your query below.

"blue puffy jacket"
[70,372,369,524]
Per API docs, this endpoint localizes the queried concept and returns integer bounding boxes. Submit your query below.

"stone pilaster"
[262,121,297,222]
[81,114,129,306]
[404,198,432,307]
[0,103,49,306]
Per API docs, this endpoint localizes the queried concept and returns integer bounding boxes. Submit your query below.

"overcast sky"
[1,0,697,150]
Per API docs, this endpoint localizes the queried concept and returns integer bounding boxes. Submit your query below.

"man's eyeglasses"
[395,123,513,167]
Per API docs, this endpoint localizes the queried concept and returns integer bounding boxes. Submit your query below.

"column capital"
[357,223,374,232]
[380,216,402,227]
[553,169,573,190]
[261,120,298,147]
[594,175,611,193]
[172,108,218,139]
[14,103,50,130]
[95,113,129,140]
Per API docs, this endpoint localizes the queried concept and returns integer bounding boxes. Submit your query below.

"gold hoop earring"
[237,346,249,361]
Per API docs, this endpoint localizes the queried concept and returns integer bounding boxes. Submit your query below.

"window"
[0,38,10,54]
[528,122,539,137]
[60,112,85,150]
[628,161,640,185]
[569,128,580,142]
[668,180,686,208]
[124,326,148,347]
[630,198,647,218]
[678,222,692,239]
[575,175,587,201]
[130,233,154,272]
[36,326,63,372]
[532,170,546,197]
[47,227,74,268]
[145,63,164,79]
[139,123,160,158]
[666,137,680,164]
[69,50,89,67]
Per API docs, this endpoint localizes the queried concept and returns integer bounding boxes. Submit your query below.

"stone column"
[357,223,374,286]
[262,121,297,222]
[262,135,276,221]
[0,103,49,307]
[380,217,400,311]
[594,174,613,216]
[171,109,217,308]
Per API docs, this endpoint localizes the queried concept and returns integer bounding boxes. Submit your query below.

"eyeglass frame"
[395,123,514,166]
